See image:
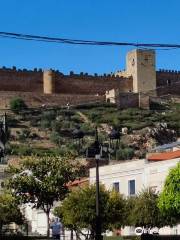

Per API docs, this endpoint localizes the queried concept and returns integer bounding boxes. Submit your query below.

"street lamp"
[64,102,73,122]
[86,127,106,240]
[0,113,8,163]
[95,152,102,240]
[71,125,111,240]
[108,128,120,149]
[108,128,120,160]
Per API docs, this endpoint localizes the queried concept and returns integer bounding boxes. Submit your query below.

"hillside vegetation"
[3,100,180,163]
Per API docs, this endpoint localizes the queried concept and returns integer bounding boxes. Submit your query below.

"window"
[128,180,135,195]
[113,182,119,192]
[144,55,149,61]
[131,59,135,66]
[167,79,171,86]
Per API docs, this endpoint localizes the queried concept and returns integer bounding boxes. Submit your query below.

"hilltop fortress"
[0,49,180,108]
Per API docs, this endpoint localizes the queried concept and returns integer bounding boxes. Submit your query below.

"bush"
[50,131,64,145]
[81,123,94,133]
[123,108,140,116]
[8,144,32,156]
[75,102,116,110]
[89,112,101,122]
[67,143,79,154]
[10,97,27,113]
[71,114,83,124]
[61,120,71,129]
[150,101,167,110]
[30,117,39,127]
[0,236,52,240]
[17,129,31,141]
[104,237,139,240]
[30,147,59,156]
[40,119,51,129]
[53,145,76,156]
[105,236,180,240]
[7,116,19,127]
[51,121,62,132]
[124,121,153,131]
[7,144,63,157]
[116,147,134,160]
[41,110,56,121]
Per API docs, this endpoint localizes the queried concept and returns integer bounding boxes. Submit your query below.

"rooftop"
[148,150,180,161]
[151,141,180,152]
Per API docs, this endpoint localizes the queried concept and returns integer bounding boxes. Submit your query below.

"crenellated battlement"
[0,48,180,98]
[157,69,180,74]
[0,66,133,95]
[156,69,180,88]
[0,66,44,73]
[0,66,132,79]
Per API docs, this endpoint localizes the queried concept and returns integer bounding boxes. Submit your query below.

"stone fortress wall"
[157,69,180,86]
[156,70,180,96]
[0,49,180,108]
[0,67,43,92]
[0,67,133,95]
[54,73,133,95]
[0,66,180,96]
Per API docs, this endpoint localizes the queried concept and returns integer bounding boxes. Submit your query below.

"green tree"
[0,193,24,234]
[10,97,27,113]
[127,189,171,230]
[158,163,180,224]
[7,155,81,238]
[54,185,126,239]
[107,190,127,229]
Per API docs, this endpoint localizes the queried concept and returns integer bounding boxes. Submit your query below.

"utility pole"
[95,153,102,240]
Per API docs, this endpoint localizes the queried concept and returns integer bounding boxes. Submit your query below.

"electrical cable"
[1,31,180,50]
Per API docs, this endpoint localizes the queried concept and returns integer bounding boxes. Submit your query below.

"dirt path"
[76,111,111,134]
[76,111,92,124]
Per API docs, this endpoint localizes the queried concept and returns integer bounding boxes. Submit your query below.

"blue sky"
[0,0,180,74]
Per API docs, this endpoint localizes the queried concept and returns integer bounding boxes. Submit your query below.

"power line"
[1,31,180,50]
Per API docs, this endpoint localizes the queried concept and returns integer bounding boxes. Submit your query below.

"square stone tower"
[43,70,55,94]
[126,49,156,93]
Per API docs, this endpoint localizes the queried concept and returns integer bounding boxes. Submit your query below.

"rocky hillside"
[2,100,180,165]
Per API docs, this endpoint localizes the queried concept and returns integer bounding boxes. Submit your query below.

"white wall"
[0,164,7,193]
[22,204,54,236]
[89,158,180,235]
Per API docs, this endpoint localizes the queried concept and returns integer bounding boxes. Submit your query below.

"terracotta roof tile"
[67,178,89,188]
[148,150,180,161]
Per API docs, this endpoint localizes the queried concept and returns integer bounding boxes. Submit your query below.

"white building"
[0,164,7,193]
[22,205,51,236]
[89,153,180,236]
[1,151,179,236]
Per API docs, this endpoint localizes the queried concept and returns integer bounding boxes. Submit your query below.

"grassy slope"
[4,102,180,160]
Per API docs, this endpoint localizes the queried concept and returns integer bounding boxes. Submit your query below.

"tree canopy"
[9,97,27,113]
[0,193,24,233]
[7,155,82,237]
[54,185,126,239]
[126,189,166,229]
[158,162,180,224]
